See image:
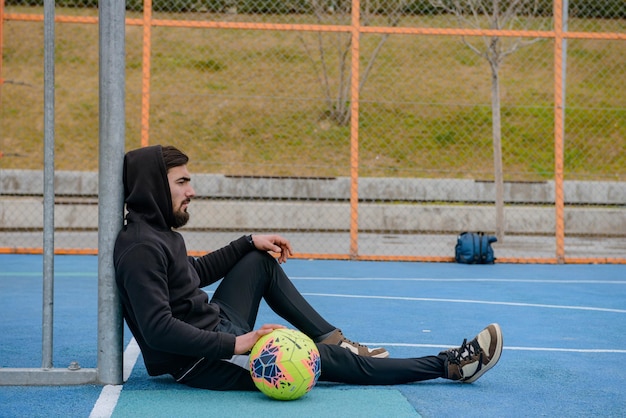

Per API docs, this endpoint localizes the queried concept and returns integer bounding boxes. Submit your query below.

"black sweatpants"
[180,251,446,390]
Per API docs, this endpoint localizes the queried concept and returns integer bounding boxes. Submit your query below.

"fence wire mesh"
[0,0,624,262]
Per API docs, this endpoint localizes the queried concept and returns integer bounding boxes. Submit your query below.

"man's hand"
[250,234,293,264]
[234,324,286,355]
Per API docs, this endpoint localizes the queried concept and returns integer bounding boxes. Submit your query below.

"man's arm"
[190,234,294,287]
[189,235,255,287]
[249,234,293,264]
[117,243,236,360]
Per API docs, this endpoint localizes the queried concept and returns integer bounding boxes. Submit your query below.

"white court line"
[368,343,626,354]
[85,336,624,418]
[89,338,141,418]
[301,292,626,314]
[88,281,623,417]
[3,274,625,284]
[292,277,626,285]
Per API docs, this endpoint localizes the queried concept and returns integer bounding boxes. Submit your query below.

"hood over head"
[123,145,175,229]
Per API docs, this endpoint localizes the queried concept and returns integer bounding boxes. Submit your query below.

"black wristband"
[246,234,255,248]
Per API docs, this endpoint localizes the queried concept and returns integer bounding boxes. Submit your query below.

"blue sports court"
[1,254,625,417]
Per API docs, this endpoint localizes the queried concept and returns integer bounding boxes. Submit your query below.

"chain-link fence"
[1,0,624,262]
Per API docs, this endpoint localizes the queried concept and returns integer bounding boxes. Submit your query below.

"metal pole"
[97,0,126,385]
[140,0,153,147]
[41,0,55,370]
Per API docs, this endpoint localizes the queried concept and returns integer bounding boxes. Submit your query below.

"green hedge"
[570,0,626,19]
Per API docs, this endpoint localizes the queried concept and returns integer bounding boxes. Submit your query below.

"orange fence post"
[1,3,624,263]
[553,0,566,263]
[0,0,4,86]
[140,0,152,148]
[0,0,4,162]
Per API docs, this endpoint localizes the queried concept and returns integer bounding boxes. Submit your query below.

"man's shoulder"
[117,221,174,243]
[115,222,186,263]
[115,224,166,259]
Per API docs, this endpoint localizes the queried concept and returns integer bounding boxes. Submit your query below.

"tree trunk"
[490,63,506,242]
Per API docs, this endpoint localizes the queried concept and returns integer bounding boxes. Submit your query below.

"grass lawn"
[1,6,624,181]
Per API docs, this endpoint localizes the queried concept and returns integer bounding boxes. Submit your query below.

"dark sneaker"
[441,323,503,383]
[320,329,389,358]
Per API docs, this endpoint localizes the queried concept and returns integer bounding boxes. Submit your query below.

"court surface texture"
[1,254,625,417]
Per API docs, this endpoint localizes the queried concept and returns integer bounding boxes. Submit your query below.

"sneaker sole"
[338,342,390,358]
[463,323,503,383]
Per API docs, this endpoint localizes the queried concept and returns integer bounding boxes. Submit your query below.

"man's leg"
[176,357,257,391]
[210,250,336,339]
[179,324,502,390]
[210,251,387,357]
[318,344,446,384]
[180,345,446,390]
[317,323,503,385]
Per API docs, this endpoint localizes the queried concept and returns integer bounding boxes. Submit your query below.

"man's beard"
[172,208,190,228]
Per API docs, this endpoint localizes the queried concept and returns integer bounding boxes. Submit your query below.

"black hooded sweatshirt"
[114,145,254,376]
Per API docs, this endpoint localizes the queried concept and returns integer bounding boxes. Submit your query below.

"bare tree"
[429,0,546,242]
[300,0,409,126]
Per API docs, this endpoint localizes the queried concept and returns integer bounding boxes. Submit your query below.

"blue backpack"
[455,232,497,264]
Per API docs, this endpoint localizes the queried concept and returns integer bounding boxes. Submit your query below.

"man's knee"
[241,249,278,268]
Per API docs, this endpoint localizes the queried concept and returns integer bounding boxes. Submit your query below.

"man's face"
[167,164,195,228]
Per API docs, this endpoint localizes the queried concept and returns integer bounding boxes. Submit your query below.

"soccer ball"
[249,328,321,401]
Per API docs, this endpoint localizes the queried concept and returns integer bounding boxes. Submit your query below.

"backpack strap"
[478,232,486,262]
[473,232,481,263]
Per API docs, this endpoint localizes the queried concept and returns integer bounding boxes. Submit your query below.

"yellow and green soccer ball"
[249,328,321,400]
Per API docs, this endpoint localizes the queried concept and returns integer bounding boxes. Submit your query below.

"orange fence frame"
[553,0,565,264]
[1,2,624,264]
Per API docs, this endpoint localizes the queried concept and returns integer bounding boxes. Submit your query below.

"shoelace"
[337,330,369,348]
[448,338,482,364]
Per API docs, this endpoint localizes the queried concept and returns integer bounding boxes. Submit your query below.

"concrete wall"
[1,170,625,235]
[2,169,625,204]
